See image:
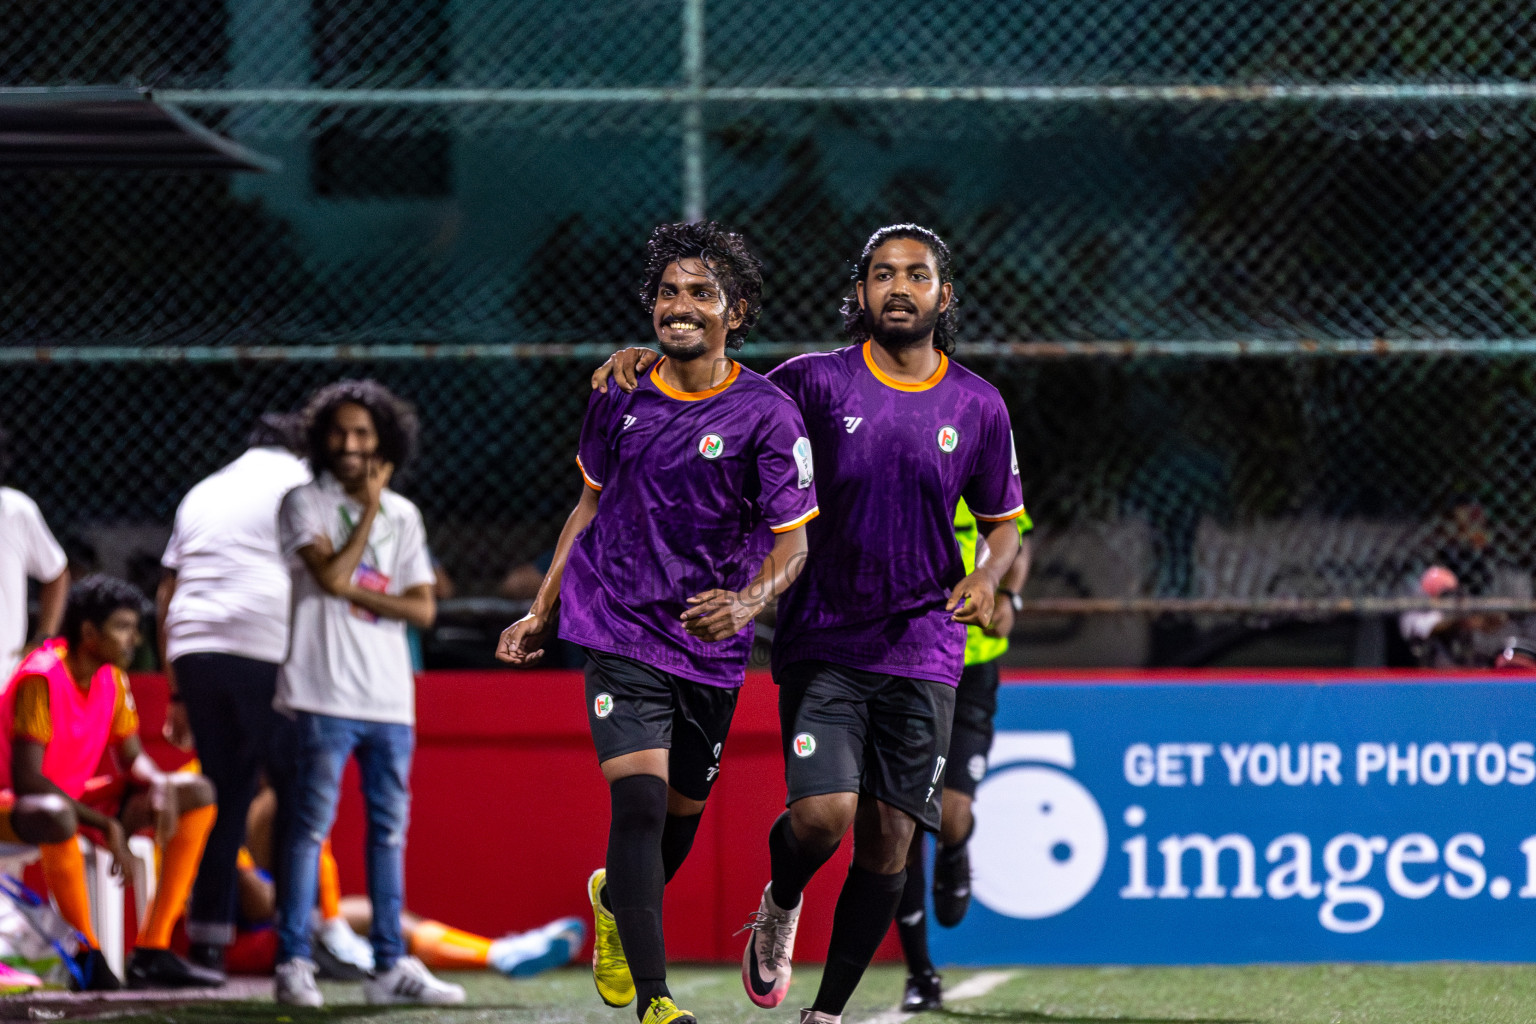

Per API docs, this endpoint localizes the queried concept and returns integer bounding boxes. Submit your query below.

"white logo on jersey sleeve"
[792,437,814,489]
[1011,431,1019,476]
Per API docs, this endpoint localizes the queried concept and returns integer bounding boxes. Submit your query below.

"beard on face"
[658,315,711,361]
[659,334,710,361]
[865,298,940,351]
[328,450,368,485]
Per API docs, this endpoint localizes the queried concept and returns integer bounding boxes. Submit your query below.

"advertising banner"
[930,674,1536,964]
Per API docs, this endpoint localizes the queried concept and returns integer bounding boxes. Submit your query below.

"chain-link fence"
[5,1,1536,637]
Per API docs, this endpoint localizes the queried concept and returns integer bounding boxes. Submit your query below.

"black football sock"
[661,812,703,883]
[937,819,976,860]
[606,775,670,1017]
[813,864,906,1015]
[895,855,933,976]
[768,812,839,911]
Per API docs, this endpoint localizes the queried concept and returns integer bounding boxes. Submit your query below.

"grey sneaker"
[312,915,374,980]
[274,957,323,1008]
[801,1010,842,1024]
[363,955,467,1005]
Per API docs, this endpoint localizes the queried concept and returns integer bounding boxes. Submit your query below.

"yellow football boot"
[641,995,698,1024]
[588,868,635,1007]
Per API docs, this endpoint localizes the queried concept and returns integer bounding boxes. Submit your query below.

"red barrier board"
[126,669,897,964]
[117,666,1531,964]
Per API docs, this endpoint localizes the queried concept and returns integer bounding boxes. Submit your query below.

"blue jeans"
[276,711,414,969]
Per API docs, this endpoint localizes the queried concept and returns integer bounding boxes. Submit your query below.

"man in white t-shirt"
[271,380,461,1009]
[0,424,69,682]
[156,412,311,975]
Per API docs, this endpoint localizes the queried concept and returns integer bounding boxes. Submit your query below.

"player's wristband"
[1001,590,1024,612]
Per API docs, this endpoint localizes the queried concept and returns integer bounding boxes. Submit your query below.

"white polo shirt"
[161,447,313,665]
[0,487,69,682]
[275,473,434,726]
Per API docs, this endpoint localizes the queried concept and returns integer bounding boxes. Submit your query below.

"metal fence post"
[682,0,705,222]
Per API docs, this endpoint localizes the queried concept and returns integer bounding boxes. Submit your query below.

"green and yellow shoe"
[588,868,635,1007]
[641,995,698,1024]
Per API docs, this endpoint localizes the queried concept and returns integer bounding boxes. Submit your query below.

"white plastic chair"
[0,836,157,979]
[78,834,158,979]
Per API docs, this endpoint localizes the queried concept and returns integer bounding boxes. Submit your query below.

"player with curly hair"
[594,223,1025,1024]
[499,221,818,1024]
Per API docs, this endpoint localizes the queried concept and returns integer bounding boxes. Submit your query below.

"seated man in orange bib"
[0,575,222,990]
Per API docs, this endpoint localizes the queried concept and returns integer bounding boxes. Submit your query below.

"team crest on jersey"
[698,433,725,459]
[793,732,816,757]
[793,436,814,489]
[937,425,959,452]
[593,693,614,718]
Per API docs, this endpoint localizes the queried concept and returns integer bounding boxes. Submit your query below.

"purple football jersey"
[768,342,1024,686]
[559,359,819,687]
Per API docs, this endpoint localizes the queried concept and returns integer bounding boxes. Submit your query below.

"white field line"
[857,969,1019,1024]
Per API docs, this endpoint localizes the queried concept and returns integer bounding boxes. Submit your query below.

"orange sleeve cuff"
[768,507,820,534]
[972,504,1027,523]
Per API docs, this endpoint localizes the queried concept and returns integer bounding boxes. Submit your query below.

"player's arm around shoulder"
[591,346,660,393]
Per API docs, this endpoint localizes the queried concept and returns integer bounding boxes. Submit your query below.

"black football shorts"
[583,649,740,802]
[944,659,1001,800]
[776,659,956,831]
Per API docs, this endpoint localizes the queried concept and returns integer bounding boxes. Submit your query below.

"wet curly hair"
[840,223,960,355]
[638,221,764,350]
[301,379,419,476]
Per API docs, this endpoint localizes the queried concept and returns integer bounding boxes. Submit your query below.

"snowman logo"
[971,731,1107,919]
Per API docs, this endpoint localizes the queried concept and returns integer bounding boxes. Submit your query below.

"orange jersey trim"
[862,341,948,392]
[768,507,820,534]
[650,358,741,401]
[576,455,603,491]
[972,503,1027,523]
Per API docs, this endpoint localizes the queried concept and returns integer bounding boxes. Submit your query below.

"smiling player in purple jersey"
[595,224,1024,1024]
[498,222,818,1024]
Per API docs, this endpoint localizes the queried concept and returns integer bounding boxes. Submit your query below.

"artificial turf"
[23,962,1536,1024]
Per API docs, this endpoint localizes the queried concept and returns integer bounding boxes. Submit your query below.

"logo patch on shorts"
[593,692,614,718]
[698,433,725,459]
[792,732,817,757]
[937,425,959,453]
[968,753,987,781]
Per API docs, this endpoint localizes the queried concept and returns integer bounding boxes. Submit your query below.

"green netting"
[4,0,1536,617]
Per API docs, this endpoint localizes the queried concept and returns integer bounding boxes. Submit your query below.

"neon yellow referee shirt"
[954,497,1033,667]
